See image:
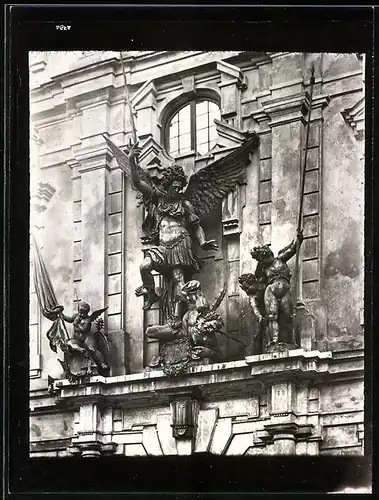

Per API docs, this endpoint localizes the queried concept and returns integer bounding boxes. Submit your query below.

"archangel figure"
[104,133,258,324]
[53,302,110,377]
[240,230,303,350]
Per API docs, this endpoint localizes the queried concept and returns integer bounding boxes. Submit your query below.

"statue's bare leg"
[279,293,293,344]
[67,339,86,355]
[264,284,280,344]
[85,337,108,370]
[137,256,160,309]
[172,267,186,319]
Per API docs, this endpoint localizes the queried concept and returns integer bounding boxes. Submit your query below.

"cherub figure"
[104,133,258,321]
[249,230,303,345]
[54,302,109,374]
[239,272,268,347]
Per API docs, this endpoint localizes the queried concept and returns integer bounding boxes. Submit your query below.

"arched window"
[167,99,221,157]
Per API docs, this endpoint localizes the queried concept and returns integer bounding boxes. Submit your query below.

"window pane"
[196,128,208,145]
[197,143,209,156]
[170,120,179,136]
[196,101,208,116]
[196,113,208,130]
[179,117,191,135]
[170,136,179,153]
[179,133,191,153]
[209,139,218,151]
[209,124,218,142]
[178,104,190,121]
[170,113,179,125]
[209,102,220,118]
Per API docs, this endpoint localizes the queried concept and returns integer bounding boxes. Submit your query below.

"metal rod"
[297,64,316,234]
[292,64,315,342]
[119,51,138,143]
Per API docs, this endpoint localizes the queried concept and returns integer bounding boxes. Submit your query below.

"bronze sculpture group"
[239,232,303,351]
[40,131,308,381]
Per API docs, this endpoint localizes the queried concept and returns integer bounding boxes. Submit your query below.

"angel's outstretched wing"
[89,306,109,322]
[102,135,155,193]
[183,133,259,219]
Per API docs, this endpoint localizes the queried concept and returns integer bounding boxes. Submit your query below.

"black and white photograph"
[28,49,367,466]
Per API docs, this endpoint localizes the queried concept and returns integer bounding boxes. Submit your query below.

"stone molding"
[30,349,363,457]
[341,96,365,141]
[46,349,363,406]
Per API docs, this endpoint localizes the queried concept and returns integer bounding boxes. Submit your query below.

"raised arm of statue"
[278,230,304,262]
[128,143,153,197]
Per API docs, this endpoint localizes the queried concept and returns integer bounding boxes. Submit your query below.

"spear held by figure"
[292,63,316,343]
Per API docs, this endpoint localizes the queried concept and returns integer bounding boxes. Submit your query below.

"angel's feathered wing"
[89,306,109,322]
[102,134,155,193]
[183,133,259,219]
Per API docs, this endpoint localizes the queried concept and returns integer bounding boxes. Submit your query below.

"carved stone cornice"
[74,147,114,174]
[252,92,330,128]
[130,80,157,110]
[214,119,253,148]
[341,95,364,141]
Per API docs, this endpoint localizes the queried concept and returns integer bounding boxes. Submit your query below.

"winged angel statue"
[104,133,259,326]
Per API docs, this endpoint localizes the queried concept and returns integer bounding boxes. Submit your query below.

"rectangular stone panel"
[259,132,272,159]
[108,274,122,295]
[107,313,121,331]
[108,233,122,255]
[73,201,81,222]
[108,253,122,274]
[73,241,82,261]
[302,236,318,260]
[72,178,81,202]
[308,122,320,148]
[259,203,271,225]
[109,169,123,194]
[108,213,122,234]
[73,222,81,242]
[302,280,319,300]
[109,192,123,214]
[305,147,319,171]
[302,258,319,282]
[259,180,272,203]
[260,223,271,245]
[303,214,319,237]
[259,158,272,181]
[303,193,319,216]
[108,293,122,315]
[73,260,81,281]
[304,169,319,194]
[321,424,359,450]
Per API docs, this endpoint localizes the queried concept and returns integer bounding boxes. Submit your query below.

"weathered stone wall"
[30,349,364,457]
[29,51,365,457]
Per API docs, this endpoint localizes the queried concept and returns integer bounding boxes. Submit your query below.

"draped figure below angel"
[104,133,259,324]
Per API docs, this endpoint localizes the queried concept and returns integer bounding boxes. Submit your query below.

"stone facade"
[29,51,365,457]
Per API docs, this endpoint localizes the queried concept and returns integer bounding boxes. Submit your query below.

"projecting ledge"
[49,348,363,407]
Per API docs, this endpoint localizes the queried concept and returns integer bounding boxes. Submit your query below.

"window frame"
[163,94,221,158]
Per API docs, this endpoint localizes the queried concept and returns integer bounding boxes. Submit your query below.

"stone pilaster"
[76,151,111,313]
[217,60,247,129]
[69,400,117,458]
